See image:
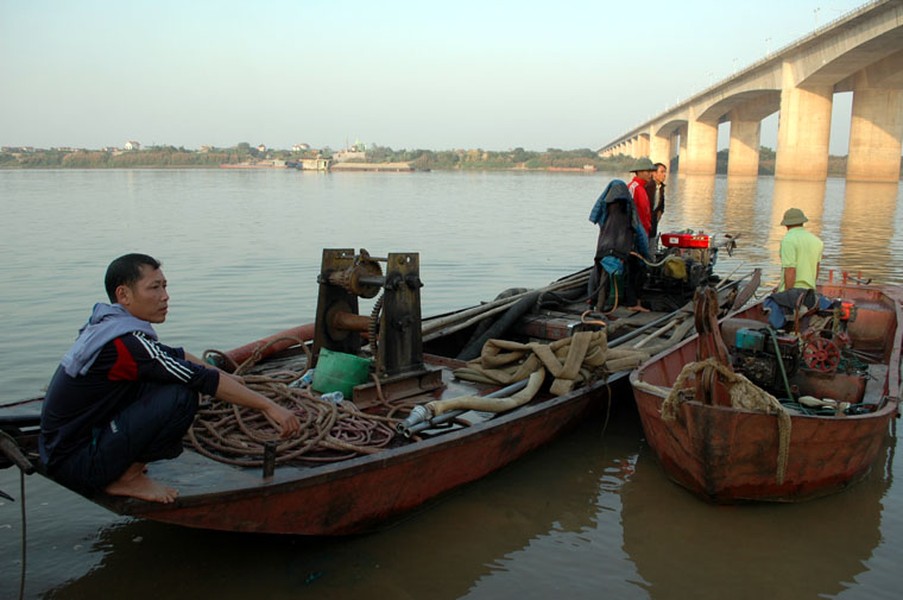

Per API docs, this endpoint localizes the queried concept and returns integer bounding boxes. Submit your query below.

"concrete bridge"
[599,0,903,182]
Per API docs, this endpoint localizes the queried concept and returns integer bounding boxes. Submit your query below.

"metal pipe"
[396,378,531,438]
[329,310,371,333]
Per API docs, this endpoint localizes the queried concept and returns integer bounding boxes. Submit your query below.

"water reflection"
[769,179,828,254]
[670,175,716,229]
[840,181,901,282]
[621,440,891,600]
[723,176,759,235]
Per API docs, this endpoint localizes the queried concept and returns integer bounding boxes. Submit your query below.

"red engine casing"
[660,232,711,249]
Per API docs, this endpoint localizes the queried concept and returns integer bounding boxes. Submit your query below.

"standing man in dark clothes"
[624,158,656,311]
[40,253,301,503]
[645,162,667,242]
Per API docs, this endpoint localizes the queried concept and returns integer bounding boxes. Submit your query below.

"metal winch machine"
[312,248,444,407]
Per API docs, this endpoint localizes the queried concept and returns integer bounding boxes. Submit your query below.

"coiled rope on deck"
[658,357,791,484]
[189,339,404,467]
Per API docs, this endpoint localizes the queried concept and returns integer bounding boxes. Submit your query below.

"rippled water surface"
[1,169,901,599]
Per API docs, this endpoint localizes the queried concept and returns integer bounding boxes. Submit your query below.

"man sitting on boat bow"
[39,253,301,503]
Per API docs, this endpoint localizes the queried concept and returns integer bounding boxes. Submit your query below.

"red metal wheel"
[802,335,841,373]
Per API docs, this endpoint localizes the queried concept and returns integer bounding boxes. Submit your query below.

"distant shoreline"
[0,146,888,178]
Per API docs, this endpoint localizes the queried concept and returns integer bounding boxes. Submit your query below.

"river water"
[1,169,901,599]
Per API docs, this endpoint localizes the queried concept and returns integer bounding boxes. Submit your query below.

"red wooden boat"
[1,247,751,534]
[629,278,902,503]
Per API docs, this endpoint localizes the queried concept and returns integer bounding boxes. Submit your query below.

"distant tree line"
[3,144,886,177]
[360,146,629,171]
[718,146,879,177]
[0,144,632,171]
[0,145,253,168]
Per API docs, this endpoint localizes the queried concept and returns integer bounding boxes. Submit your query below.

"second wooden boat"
[630,278,901,503]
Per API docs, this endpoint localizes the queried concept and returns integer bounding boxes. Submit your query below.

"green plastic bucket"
[312,348,371,398]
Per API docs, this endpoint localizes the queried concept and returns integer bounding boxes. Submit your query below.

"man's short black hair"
[104,253,161,302]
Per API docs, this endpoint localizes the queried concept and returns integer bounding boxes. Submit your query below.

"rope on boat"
[659,357,791,485]
[191,339,411,467]
[453,329,650,393]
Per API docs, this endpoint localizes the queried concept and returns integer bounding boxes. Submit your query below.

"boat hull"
[630,283,902,503]
[95,379,610,535]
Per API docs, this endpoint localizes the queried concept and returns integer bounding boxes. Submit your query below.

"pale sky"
[1,0,868,152]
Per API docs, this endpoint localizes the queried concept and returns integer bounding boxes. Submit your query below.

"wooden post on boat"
[378,252,425,377]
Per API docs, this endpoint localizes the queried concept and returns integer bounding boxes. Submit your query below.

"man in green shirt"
[778,207,823,292]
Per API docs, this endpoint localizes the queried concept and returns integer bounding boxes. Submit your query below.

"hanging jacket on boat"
[588,179,651,265]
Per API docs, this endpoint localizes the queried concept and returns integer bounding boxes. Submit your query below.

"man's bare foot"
[104,463,178,503]
[627,304,650,313]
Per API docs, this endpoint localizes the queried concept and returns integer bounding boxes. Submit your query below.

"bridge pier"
[636,134,650,157]
[683,109,718,175]
[678,126,688,165]
[727,105,762,177]
[650,129,672,166]
[847,65,903,183]
[775,79,833,181]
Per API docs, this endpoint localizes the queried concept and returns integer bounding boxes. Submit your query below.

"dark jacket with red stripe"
[39,331,219,468]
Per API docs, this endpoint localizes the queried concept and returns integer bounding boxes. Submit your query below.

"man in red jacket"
[627,157,655,237]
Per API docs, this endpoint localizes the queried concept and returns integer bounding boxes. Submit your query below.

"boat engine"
[721,300,857,393]
[643,231,723,310]
[721,319,801,393]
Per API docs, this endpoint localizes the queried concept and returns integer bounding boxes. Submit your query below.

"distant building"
[124,140,141,151]
[334,143,366,162]
[299,157,331,171]
[292,143,311,152]
[257,144,267,153]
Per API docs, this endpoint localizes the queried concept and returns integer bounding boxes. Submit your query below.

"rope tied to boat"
[661,357,791,484]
